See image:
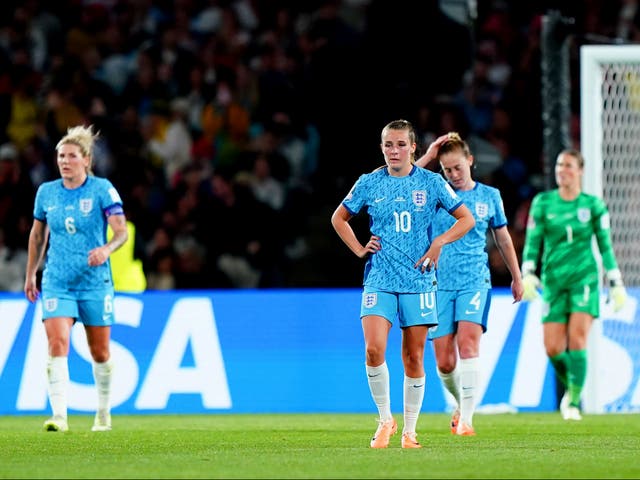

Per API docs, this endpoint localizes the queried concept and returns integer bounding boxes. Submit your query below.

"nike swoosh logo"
[412,384,424,388]
[464,310,477,315]
[374,197,385,203]
[368,373,381,378]
[421,311,433,317]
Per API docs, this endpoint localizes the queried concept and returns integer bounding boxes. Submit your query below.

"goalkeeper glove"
[521,260,540,301]
[522,273,541,301]
[606,269,627,312]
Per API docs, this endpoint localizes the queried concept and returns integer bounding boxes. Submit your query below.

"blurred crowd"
[1,0,639,291]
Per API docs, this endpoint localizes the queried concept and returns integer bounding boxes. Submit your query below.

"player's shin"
[403,375,425,434]
[93,359,114,414]
[459,357,479,427]
[47,356,69,419]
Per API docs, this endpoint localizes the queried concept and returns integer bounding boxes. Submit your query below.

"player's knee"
[89,346,110,363]
[47,337,70,356]
[458,345,479,359]
[365,345,385,365]
[402,350,424,371]
[544,337,566,357]
[437,358,456,373]
[545,345,563,358]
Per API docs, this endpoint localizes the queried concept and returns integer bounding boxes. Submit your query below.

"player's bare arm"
[415,203,474,272]
[492,226,524,303]
[331,204,380,259]
[24,219,48,302]
[88,214,128,267]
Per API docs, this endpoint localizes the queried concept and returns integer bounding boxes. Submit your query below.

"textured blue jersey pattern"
[432,182,507,290]
[342,166,462,293]
[34,176,123,291]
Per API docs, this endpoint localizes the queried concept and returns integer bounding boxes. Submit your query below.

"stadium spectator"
[6,64,41,151]
[144,20,198,97]
[415,132,524,436]
[520,148,628,421]
[331,119,474,449]
[0,227,27,292]
[119,48,171,118]
[0,142,35,248]
[237,151,286,212]
[146,246,177,290]
[107,217,147,293]
[194,164,287,288]
[23,125,128,433]
[146,97,193,189]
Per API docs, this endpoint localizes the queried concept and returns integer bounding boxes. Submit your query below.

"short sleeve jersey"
[342,165,462,293]
[433,182,507,290]
[34,176,123,291]
[521,190,619,290]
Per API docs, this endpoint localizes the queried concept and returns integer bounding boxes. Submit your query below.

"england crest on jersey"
[80,198,93,214]
[412,190,427,207]
[475,202,489,218]
[577,208,591,223]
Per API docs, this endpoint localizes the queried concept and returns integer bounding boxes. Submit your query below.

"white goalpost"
[581,45,640,413]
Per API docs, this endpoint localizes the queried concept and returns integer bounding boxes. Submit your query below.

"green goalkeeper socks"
[567,349,587,408]
[549,351,570,387]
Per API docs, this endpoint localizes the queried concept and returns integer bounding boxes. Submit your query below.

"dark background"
[0,0,637,291]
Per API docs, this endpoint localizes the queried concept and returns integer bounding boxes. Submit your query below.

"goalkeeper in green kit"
[521,148,628,421]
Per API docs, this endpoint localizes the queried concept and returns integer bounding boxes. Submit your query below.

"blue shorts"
[428,288,490,340]
[360,289,438,328]
[41,288,115,326]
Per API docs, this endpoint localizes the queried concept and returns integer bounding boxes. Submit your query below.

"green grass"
[0,413,639,479]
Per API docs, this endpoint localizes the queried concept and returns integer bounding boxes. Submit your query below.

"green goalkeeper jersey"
[522,190,619,290]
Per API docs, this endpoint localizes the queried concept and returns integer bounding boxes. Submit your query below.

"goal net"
[581,45,640,413]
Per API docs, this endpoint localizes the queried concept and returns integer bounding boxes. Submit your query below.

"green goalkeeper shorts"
[541,281,599,323]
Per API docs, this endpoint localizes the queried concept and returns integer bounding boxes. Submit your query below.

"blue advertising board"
[1,288,638,415]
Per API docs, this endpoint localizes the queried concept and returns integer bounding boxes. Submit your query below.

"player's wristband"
[521,260,537,277]
[606,268,624,287]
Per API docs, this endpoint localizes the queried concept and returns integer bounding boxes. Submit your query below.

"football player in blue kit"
[24,125,128,433]
[416,132,524,435]
[331,120,474,448]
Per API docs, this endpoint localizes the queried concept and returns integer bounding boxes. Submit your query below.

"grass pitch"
[0,412,638,479]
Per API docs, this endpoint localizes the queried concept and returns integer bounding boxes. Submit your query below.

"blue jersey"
[342,165,462,293]
[34,176,123,291]
[432,182,507,290]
